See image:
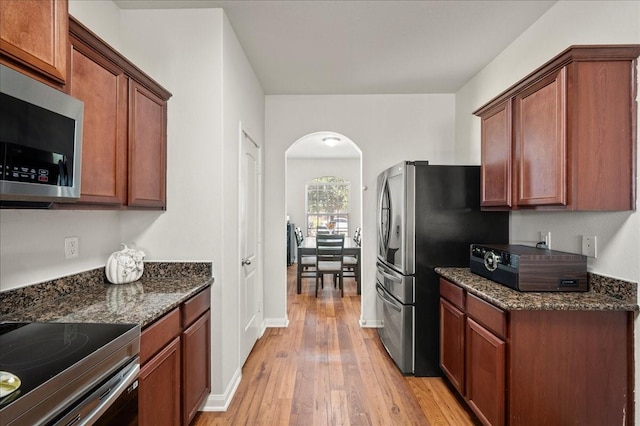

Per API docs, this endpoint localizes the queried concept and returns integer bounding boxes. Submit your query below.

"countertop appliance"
[470,244,588,291]
[376,162,509,376]
[0,64,83,204]
[0,322,140,425]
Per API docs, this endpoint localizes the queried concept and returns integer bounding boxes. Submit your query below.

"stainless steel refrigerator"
[375,161,509,376]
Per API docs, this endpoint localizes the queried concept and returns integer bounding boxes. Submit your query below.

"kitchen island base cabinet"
[439,277,632,426]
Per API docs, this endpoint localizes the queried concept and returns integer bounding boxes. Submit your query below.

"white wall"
[3,2,264,410]
[455,0,640,283]
[116,8,265,409]
[454,0,640,419]
[265,94,455,324]
[286,157,362,236]
[0,1,125,292]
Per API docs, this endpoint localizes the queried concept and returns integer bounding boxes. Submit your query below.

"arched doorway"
[285,131,363,302]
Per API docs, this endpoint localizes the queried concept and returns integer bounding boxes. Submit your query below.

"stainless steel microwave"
[0,64,83,203]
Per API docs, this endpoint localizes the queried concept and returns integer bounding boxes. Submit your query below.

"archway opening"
[284,131,363,303]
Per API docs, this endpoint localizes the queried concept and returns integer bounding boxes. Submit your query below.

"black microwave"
[0,64,83,203]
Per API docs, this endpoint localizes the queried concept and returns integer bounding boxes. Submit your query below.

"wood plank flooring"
[192,267,477,425]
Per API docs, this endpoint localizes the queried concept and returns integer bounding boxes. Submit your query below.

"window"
[306,176,350,236]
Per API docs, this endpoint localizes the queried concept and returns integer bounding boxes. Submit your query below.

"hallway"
[193,267,477,425]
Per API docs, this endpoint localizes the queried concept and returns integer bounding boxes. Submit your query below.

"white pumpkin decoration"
[106,244,146,284]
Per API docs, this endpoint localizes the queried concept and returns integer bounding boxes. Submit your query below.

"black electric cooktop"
[0,322,140,425]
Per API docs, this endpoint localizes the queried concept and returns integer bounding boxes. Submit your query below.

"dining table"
[297,236,361,295]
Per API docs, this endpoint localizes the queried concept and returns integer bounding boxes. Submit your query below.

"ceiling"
[114,0,557,95]
[114,0,557,158]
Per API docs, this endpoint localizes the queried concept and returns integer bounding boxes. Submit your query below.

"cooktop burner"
[0,322,140,425]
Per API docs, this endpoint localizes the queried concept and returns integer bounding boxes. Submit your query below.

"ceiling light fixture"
[322,136,340,147]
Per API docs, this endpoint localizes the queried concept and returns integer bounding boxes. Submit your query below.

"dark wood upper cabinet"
[0,0,68,84]
[64,16,172,210]
[128,82,167,208]
[475,45,640,211]
[480,100,512,208]
[514,67,567,207]
[69,34,128,205]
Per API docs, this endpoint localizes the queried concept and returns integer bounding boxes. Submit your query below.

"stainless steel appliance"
[0,322,140,425]
[376,161,509,376]
[0,64,83,203]
[470,244,588,291]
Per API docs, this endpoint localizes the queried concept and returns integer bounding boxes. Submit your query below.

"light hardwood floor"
[193,267,477,425]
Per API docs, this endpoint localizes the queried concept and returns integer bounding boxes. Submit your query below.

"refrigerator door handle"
[377,174,390,258]
[376,286,402,313]
[377,267,402,283]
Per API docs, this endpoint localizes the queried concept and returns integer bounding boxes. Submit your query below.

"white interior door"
[239,129,261,366]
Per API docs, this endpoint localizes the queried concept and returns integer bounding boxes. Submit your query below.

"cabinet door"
[128,81,167,208]
[69,38,128,205]
[182,310,211,425]
[440,298,465,393]
[515,67,567,207]
[139,336,181,426]
[480,101,512,208]
[0,0,67,83]
[466,318,506,426]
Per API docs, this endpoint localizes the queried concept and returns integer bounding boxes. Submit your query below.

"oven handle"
[376,285,402,313]
[77,360,139,425]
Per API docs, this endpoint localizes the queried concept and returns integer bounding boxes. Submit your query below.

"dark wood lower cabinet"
[182,309,211,425]
[139,337,181,426]
[439,277,632,426]
[139,287,211,425]
[465,318,505,426]
[440,298,465,393]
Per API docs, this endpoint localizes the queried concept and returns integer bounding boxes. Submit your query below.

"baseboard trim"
[200,367,242,411]
[360,318,382,328]
[264,316,289,328]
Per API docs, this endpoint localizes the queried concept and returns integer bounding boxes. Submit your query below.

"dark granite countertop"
[436,267,638,312]
[0,262,213,328]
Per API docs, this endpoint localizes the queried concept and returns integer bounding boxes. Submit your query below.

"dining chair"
[342,227,360,284]
[315,234,345,297]
[296,228,316,286]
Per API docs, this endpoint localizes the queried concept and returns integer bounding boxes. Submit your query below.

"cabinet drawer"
[182,286,211,328]
[466,294,506,339]
[440,278,465,310]
[141,307,181,365]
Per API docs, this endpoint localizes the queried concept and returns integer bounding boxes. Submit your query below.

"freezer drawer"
[376,283,414,374]
[376,261,414,304]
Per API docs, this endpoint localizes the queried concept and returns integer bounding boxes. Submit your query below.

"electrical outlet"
[539,231,551,249]
[582,235,597,258]
[65,236,79,259]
